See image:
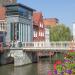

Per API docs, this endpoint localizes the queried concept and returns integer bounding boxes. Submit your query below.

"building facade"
[33,12,45,41]
[0,0,17,6]
[44,26,50,42]
[43,18,59,27]
[73,23,75,41]
[4,3,34,42]
[43,18,59,42]
[0,6,6,20]
[0,6,7,43]
[0,20,7,42]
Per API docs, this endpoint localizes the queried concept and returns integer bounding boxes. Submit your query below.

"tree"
[49,24,72,41]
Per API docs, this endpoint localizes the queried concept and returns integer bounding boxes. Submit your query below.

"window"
[17,22,19,40]
[40,23,43,28]
[41,32,42,36]
[34,31,37,37]
[28,11,32,19]
[3,23,4,30]
[40,23,41,27]
[42,32,44,36]
[0,36,3,42]
[0,23,1,30]
[10,23,14,41]
[39,32,44,37]
[39,32,41,36]
[10,22,19,41]
[7,6,18,11]
[18,7,29,18]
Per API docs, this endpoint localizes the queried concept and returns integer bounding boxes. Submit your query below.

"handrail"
[0,41,75,50]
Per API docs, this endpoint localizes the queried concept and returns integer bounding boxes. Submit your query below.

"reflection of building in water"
[13,64,38,75]
[37,61,50,75]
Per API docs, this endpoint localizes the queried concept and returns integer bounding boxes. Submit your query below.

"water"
[0,58,52,75]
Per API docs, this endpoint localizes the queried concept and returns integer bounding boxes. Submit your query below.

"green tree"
[50,24,72,41]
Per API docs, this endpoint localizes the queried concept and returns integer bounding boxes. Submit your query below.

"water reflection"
[0,58,51,75]
[0,64,14,75]
[37,60,50,75]
[13,64,38,75]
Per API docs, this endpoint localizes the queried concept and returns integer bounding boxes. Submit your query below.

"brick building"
[33,12,45,41]
[43,18,59,27]
[0,6,6,43]
[0,6,7,54]
[0,6,6,20]
[43,18,59,42]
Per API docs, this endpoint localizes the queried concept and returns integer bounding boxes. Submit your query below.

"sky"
[17,0,75,29]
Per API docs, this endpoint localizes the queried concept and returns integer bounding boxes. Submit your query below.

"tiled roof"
[43,18,59,27]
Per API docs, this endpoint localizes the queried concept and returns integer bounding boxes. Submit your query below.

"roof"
[33,12,43,25]
[43,18,59,27]
[44,18,59,21]
[4,3,35,11]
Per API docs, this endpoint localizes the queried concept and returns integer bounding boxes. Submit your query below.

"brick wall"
[0,6,6,20]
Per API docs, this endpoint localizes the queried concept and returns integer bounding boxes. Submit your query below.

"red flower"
[53,63,57,70]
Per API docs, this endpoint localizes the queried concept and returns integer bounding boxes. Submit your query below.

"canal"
[0,58,52,75]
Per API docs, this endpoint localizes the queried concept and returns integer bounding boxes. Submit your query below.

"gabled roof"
[33,12,43,25]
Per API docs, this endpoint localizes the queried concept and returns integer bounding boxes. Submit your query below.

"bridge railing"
[22,41,75,50]
[1,41,75,50]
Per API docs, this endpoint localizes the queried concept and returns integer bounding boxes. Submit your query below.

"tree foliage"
[49,24,72,41]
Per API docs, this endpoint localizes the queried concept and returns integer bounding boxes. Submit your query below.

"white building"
[45,26,50,42]
[4,3,34,42]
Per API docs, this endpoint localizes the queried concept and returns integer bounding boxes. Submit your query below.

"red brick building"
[33,12,45,41]
[43,18,59,27]
[0,6,6,53]
[0,6,6,20]
[43,18,59,42]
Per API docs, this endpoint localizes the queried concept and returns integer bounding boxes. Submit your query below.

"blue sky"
[18,0,75,29]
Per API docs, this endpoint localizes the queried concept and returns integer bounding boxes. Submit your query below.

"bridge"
[8,41,75,51]
[0,41,75,66]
